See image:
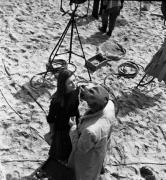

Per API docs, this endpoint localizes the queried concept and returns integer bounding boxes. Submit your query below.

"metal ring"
[138,74,155,87]
[30,72,57,89]
[67,62,77,73]
[117,61,139,79]
[47,59,68,74]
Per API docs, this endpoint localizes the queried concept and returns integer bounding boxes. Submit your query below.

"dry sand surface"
[0,0,166,179]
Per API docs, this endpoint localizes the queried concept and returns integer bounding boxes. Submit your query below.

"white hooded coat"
[68,100,115,180]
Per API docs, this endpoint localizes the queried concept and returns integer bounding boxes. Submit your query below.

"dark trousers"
[92,0,103,17]
[161,1,166,20]
[101,7,120,33]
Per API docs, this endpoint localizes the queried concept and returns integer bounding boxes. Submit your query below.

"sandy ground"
[0,0,166,179]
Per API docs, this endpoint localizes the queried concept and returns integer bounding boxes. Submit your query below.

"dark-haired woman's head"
[56,69,76,105]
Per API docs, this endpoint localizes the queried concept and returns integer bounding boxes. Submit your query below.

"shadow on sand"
[13,77,56,104]
[79,31,109,46]
[76,15,98,27]
[116,88,162,117]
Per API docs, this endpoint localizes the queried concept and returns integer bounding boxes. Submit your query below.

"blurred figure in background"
[161,0,166,25]
[99,0,123,36]
[92,0,103,19]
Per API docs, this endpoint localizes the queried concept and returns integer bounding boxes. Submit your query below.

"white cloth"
[68,100,115,180]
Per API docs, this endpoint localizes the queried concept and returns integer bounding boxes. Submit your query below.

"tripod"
[44,4,92,81]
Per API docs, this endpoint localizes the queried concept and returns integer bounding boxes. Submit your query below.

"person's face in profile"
[65,75,76,93]
[80,84,96,108]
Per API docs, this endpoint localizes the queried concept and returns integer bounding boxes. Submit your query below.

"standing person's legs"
[99,9,109,32]
[107,7,120,36]
[99,0,103,15]
[92,0,100,19]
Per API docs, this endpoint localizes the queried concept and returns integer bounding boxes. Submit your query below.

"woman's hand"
[69,117,76,127]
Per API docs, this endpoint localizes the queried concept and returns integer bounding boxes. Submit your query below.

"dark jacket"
[47,88,80,131]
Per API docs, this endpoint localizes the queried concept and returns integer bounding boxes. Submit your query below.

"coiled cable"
[116,61,144,79]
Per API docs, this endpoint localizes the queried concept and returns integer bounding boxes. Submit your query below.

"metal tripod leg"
[68,15,74,63]
[44,5,92,81]
[73,19,92,81]
[139,1,142,21]
[136,73,155,88]
[60,0,65,13]
[43,18,72,78]
[49,19,72,62]
[136,73,147,88]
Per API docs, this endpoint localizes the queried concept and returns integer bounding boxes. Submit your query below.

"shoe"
[100,165,105,174]
[106,31,112,36]
[99,26,106,33]
[92,13,99,20]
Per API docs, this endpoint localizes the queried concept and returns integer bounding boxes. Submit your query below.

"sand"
[0,0,166,179]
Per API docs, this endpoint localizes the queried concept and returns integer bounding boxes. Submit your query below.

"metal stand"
[44,4,92,81]
[139,1,142,21]
[60,0,65,13]
[136,73,155,88]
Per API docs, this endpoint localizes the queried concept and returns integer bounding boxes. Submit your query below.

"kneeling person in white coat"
[68,84,116,180]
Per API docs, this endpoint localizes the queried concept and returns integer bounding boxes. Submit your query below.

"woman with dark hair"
[46,69,80,163]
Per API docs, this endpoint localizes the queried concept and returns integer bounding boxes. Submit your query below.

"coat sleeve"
[69,125,79,151]
[77,129,97,153]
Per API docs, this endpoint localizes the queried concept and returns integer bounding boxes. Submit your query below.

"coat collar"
[80,107,104,123]
[79,100,114,124]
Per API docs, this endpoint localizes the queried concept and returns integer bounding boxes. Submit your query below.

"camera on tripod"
[69,0,87,5]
